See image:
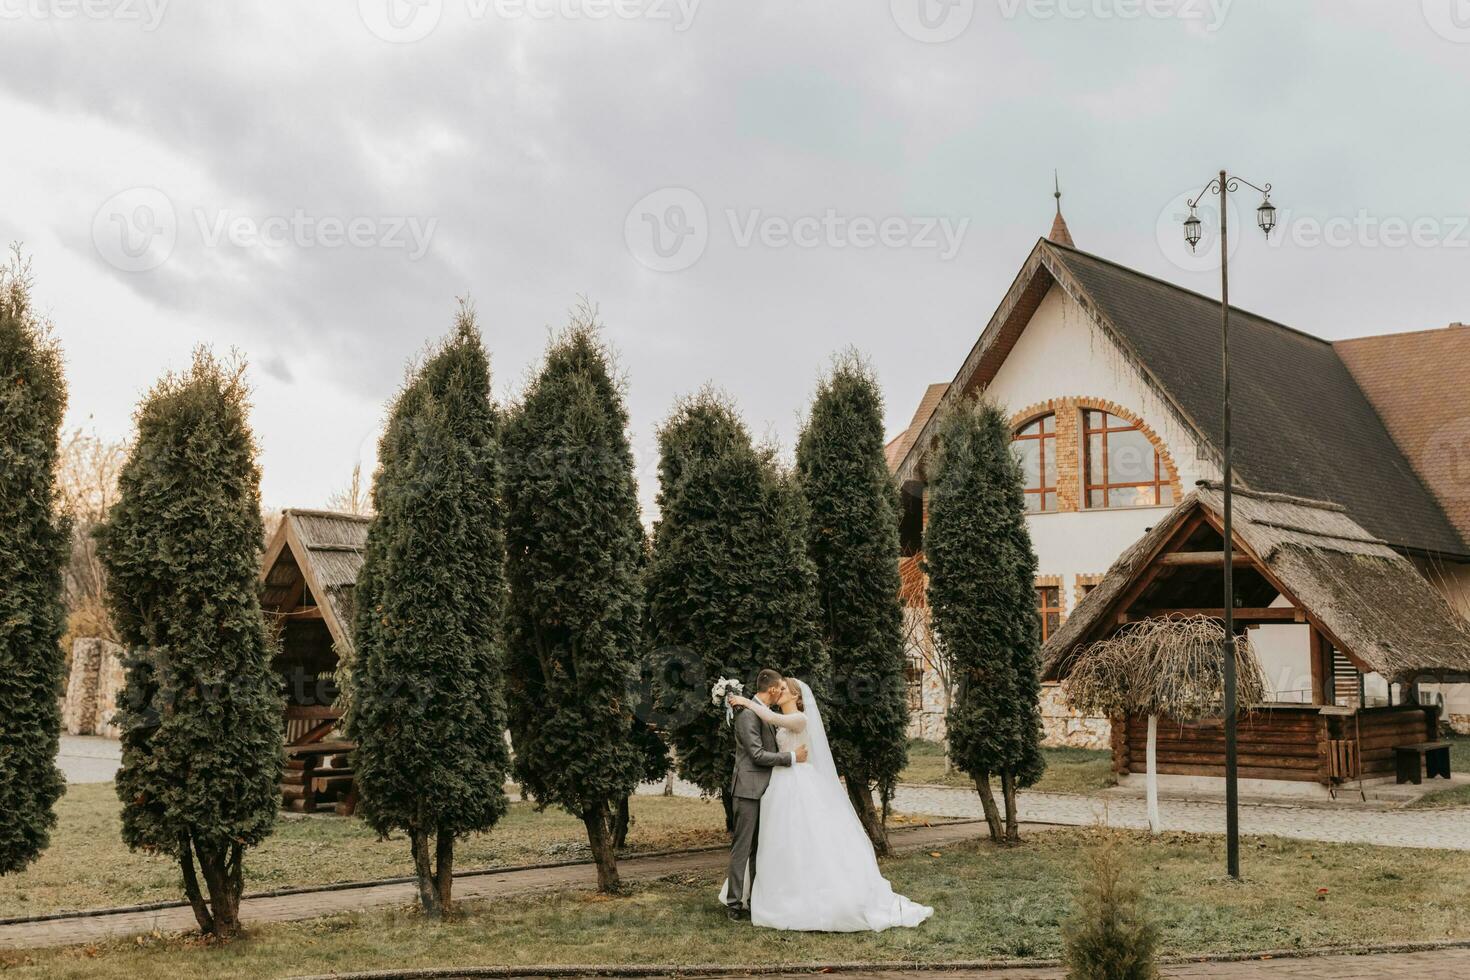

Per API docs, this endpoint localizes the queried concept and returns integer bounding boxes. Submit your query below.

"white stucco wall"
[983,283,1217,621]
[904,281,1470,740]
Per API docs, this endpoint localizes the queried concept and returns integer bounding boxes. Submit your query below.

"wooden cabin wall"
[1113,705,1437,785]
[1350,705,1440,780]
[1117,707,1323,783]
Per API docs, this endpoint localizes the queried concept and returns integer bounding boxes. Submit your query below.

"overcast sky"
[3,1,1468,518]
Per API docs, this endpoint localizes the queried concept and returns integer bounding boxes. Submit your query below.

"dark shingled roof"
[1047,244,1467,558]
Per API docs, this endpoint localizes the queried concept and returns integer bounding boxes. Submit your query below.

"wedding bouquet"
[711,677,743,725]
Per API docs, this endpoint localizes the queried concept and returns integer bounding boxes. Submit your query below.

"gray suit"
[726,704,792,910]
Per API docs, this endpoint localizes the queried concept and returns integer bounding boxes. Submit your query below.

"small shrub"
[1061,832,1160,980]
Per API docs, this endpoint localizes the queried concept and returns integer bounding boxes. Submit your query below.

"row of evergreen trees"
[1,263,1047,931]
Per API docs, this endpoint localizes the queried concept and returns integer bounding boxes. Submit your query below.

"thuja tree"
[97,350,281,937]
[502,317,645,893]
[647,390,829,807]
[346,313,512,916]
[0,255,68,877]
[924,399,1045,844]
[795,353,908,855]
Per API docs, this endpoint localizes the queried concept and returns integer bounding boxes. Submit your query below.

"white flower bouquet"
[711,677,744,725]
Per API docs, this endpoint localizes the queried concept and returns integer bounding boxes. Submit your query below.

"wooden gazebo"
[1042,483,1470,791]
[260,509,370,813]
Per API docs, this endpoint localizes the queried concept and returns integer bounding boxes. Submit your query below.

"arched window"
[1014,414,1057,513]
[1082,410,1175,508]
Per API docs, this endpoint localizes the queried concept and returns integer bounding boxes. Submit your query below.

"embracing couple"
[718,669,934,932]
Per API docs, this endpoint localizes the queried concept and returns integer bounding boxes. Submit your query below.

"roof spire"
[1048,170,1075,248]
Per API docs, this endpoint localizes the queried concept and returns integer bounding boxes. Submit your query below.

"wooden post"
[1111,715,1130,776]
[1315,712,1332,786]
[1308,628,1328,705]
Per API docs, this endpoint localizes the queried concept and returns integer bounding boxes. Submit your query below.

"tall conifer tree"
[0,256,68,877]
[924,400,1045,843]
[98,350,281,936]
[502,315,645,893]
[647,391,829,807]
[796,353,908,855]
[347,312,512,916]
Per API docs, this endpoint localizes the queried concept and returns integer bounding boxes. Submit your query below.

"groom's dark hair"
[755,668,784,694]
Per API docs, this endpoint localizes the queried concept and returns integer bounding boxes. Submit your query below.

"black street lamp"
[1183,169,1277,882]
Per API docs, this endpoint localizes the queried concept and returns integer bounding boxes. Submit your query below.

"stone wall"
[1040,681,1110,749]
[61,638,126,739]
[903,662,1112,751]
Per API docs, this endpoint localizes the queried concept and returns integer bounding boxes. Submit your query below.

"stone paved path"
[890,785,1470,850]
[0,820,989,951]
[640,776,1470,850]
[55,734,121,784]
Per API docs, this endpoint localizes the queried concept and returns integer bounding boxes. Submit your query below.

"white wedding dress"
[719,680,934,932]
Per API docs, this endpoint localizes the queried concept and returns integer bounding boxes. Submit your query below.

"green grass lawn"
[1408,733,1470,808]
[0,783,736,918]
[902,738,1115,794]
[7,829,1470,979]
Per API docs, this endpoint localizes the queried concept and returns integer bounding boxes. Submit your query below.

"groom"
[725,668,807,921]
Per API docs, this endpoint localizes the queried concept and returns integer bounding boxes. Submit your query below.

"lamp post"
[1183,170,1277,882]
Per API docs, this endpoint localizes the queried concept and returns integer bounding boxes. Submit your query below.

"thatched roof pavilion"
[260,509,370,813]
[1042,483,1470,789]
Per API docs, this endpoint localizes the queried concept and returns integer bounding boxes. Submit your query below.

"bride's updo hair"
[785,679,805,712]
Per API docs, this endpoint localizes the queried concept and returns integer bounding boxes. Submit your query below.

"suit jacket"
[730,703,792,800]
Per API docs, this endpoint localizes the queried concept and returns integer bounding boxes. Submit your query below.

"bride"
[718,678,933,932]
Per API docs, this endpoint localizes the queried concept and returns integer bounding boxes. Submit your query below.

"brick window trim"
[1074,573,1105,608]
[1036,574,1064,641]
[1008,397,1184,515]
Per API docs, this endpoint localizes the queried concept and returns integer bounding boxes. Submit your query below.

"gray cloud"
[1,0,1468,514]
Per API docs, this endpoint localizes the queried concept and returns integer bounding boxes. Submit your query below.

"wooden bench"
[1394,741,1452,785]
